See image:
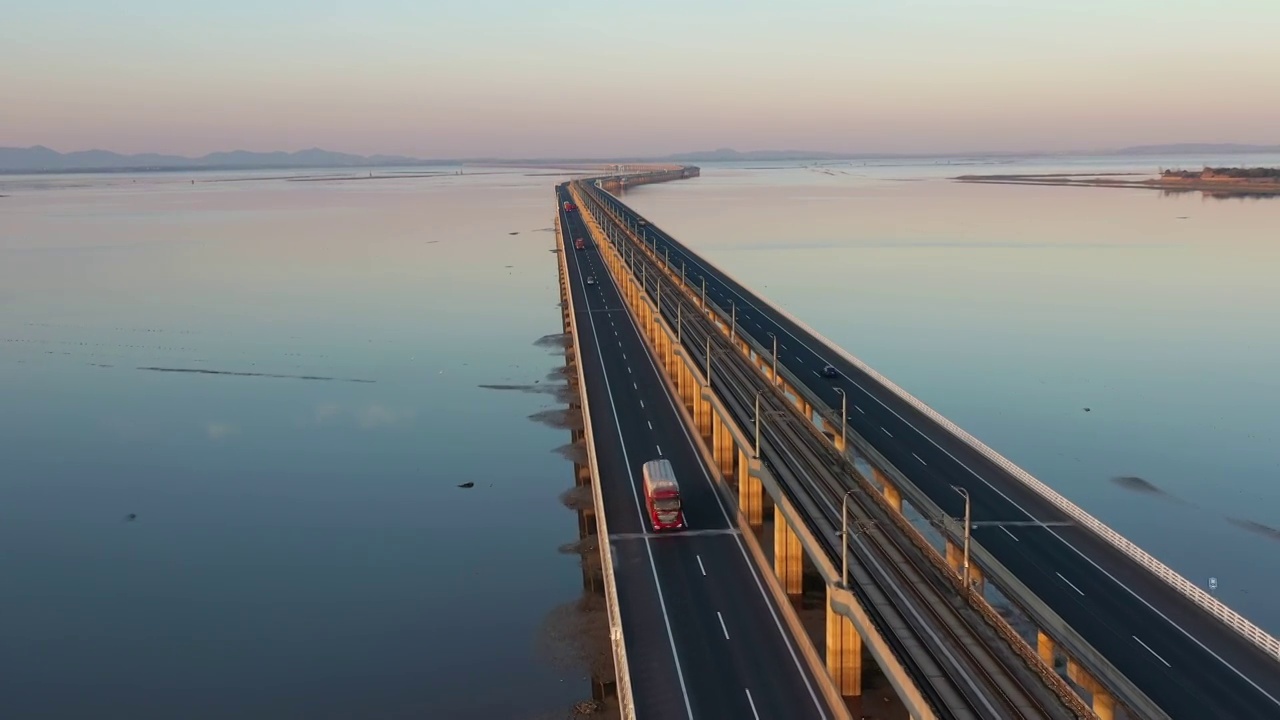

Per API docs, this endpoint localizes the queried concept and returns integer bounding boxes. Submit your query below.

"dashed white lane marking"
[1057,572,1086,596]
[1134,636,1172,667]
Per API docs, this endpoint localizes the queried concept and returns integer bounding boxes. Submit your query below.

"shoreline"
[955,172,1280,196]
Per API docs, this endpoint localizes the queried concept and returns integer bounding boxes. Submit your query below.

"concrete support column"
[740,469,763,528]
[969,563,986,594]
[820,418,846,451]
[1067,661,1115,720]
[1037,630,1056,667]
[945,540,963,575]
[883,482,902,513]
[826,586,863,697]
[697,392,712,443]
[716,418,735,480]
[773,506,803,596]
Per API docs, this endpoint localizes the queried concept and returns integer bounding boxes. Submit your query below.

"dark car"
[586,276,597,286]
[820,364,839,379]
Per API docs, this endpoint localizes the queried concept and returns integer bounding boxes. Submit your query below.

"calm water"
[3,156,1279,717]
[621,155,1280,633]
[0,168,597,718]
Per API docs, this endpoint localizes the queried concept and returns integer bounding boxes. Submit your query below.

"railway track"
[586,190,1081,720]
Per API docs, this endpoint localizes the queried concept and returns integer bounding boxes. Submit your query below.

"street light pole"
[701,277,706,309]
[952,485,972,589]
[681,261,686,288]
[767,332,778,383]
[705,335,712,387]
[841,489,856,588]
[676,304,682,343]
[731,301,737,342]
[754,391,764,458]
[835,387,847,449]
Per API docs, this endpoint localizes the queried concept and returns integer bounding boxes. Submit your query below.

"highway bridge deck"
[592,187,1280,719]
[557,185,834,719]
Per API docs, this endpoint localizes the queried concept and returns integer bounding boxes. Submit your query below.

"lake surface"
[0,168,596,719]
[622,154,1280,632]
[2,154,1278,718]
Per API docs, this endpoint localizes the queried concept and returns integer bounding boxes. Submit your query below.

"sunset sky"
[2,0,1277,158]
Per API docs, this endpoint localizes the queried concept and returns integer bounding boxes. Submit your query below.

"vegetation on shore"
[1161,167,1280,180]
[955,166,1280,197]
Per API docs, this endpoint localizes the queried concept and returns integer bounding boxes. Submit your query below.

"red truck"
[563,201,576,212]
[574,238,585,251]
[642,459,685,531]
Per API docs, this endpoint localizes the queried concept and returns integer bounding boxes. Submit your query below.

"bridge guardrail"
[588,183,1280,664]
[556,213,638,718]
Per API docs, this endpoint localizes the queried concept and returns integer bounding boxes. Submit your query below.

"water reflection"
[0,167,603,718]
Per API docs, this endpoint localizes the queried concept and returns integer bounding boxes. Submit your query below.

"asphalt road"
[597,190,1280,719]
[557,186,833,720]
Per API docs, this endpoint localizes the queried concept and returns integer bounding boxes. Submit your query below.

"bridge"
[551,167,1280,719]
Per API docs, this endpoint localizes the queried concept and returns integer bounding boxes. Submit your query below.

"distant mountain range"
[0,146,437,172]
[655,144,1280,162]
[1,142,1276,173]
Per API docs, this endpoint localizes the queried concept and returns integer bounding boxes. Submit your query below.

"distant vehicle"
[586,276,597,286]
[563,201,576,212]
[574,238,585,251]
[637,218,648,226]
[821,365,839,379]
[642,459,685,531]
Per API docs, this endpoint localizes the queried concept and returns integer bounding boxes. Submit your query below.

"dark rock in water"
[1227,517,1280,542]
[1111,476,1163,495]
[125,513,137,521]
[1083,407,1091,412]
[457,482,475,489]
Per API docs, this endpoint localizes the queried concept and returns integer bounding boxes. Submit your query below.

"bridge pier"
[821,417,847,452]
[739,457,764,528]
[1067,661,1116,720]
[826,585,863,697]
[1038,629,1057,667]
[774,506,804,596]
[882,478,903,513]
[712,412,735,482]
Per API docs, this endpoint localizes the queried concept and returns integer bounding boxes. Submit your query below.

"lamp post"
[676,304,682,343]
[701,277,707,309]
[681,261,686,288]
[841,489,856,588]
[952,485,972,589]
[731,301,737,342]
[705,335,712,387]
[834,387,847,449]
[754,390,764,458]
[767,332,778,383]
